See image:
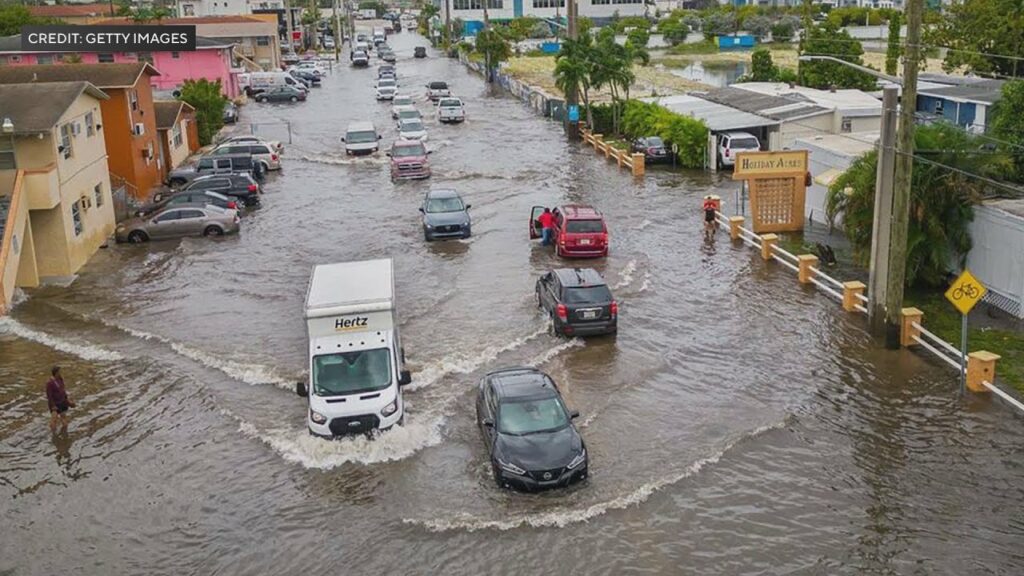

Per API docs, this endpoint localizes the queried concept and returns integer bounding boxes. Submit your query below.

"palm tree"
[554,36,594,127]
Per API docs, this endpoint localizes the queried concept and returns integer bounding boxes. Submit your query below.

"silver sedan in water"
[115,205,240,243]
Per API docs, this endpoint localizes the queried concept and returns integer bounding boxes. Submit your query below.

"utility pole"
[565,0,579,140]
[868,86,897,334]
[333,0,341,61]
[285,0,296,54]
[444,0,452,47]
[884,0,923,348]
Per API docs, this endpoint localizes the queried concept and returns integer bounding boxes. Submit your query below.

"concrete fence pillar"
[966,351,1001,393]
[760,233,778,261]
[728,216,744,241]
[842,281,866,312]
[632,153,645,177]
[797,254,819,284]
[900,307,923,347]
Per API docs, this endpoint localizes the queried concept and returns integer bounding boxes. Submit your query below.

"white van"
[245,72,306,96]
[296,259,411,437]
[342,121,381,155]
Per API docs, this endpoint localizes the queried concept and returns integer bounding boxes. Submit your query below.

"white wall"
[967,205,1024,318]
[444,0,645,24]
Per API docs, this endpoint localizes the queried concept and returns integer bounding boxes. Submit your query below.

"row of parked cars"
[116,133,284,243]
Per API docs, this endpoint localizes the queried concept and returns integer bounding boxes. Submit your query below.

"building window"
[94,183,104,207]
[60,123,73,159]
[934,99,944,114]
[841,117,852,133]
[85,111,95,136]
[0,136,15,169]
[453,0,502,8]
[129,89,139,111]
[139,52,154,64]
[98,53,114,63]
[183,4,195,16]
[71,202,83,237]
[532,0,563,6]
[36,54,54,65]
[145,142,154,165]
[172,122,183,148]
[171,51,181,59]
[257,36,271,46]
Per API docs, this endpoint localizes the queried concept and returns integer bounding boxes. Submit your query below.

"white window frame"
[71,201,83,236]
[0,136,15,169]
[94,182,104,207]
[129,89,139,111]
[85,111,95,136]
[172,122,183,148]
[60,123,73,159]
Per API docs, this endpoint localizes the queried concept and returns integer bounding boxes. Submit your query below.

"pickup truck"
[426,81,451,101]
[437,97,465,124]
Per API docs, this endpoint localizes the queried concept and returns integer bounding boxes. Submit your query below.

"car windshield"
[399,110,421,119]
[347,130,377,143]
[394,143,426,157]
[563,285,612,304]
[394,97,413,105]
[313,349,392,396]
[429,82,448,90]
[498,397,569,435]
[425,196,464,213]
[565,219,604,233]
[730,137,759,149]
[401,121,424,132]
[645,137,665,147]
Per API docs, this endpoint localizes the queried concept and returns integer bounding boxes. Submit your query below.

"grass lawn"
[906,290,1024,394]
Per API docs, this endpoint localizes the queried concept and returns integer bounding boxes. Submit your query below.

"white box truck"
[296,259,411,437]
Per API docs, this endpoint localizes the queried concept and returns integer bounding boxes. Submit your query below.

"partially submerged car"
[389,139,431,181]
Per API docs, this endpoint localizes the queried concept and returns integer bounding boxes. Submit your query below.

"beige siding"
[167,118,190,169]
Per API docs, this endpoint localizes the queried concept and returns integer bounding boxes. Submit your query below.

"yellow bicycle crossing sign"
[945,269,986,316]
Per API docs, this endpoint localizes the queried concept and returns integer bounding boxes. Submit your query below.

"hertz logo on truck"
[335,317,369,331]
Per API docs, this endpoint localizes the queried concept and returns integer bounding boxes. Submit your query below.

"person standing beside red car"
[537,208,555,246]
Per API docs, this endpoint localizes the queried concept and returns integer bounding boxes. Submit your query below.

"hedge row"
[620,100,709,169]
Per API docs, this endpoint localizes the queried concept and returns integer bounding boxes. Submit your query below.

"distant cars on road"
[437,97,465,123]
[390,140,432,181]
[530,205,609,258]
[426,81,451,101]
[254,85,306,103]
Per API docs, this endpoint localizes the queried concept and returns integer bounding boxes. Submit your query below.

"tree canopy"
[798,22,878,90]
[929,0,1024,77]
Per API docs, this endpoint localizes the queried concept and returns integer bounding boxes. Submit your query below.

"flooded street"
[2,33,1023,575]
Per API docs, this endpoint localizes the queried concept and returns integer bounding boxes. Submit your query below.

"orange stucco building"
[0,63,163,199]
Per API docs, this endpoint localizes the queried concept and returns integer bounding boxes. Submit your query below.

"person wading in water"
[46,366,75,434]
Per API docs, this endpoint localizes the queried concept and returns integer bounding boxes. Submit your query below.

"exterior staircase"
[0,170,27,315]
[0,195,9,244]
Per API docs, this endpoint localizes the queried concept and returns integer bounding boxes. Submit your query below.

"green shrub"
[620,100,708,168]
[178,78,226,146]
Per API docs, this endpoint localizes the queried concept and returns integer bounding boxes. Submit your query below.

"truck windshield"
[313,349,392,396]
[394,143,426,157]
[347,130,377,143]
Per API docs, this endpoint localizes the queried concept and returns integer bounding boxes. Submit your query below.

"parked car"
[183,173,262,207]
[115,205,240,243]
[380,49,396,63]
[352,50,369,67]
[223,102,238,124]
[167,154,265,187]
[475,367,587,491]
[437,97,465,123]
[289,68,321,86]
[398,117,428,141]
[419,189,470,239]
[295,60,326,76]
[221,135,283,155]
[536,268,617,337]
[396,109,422,123]
[323,36,336,50]
[342,121,381,155]
[389,139,432,181]
[255,85,307,103]
[426,81,450,101]
[529,205,609,258]
[139,189,237,217]
[717,131,761,167]
[391,95,417,118]
[210,142,281,171]
[631,136,667,163]
[414,46,427,58]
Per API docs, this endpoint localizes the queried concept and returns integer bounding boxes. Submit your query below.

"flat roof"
[307,259,393,311]
[695,87,832,121]
[731,82,882,116]
[917,79,1005,105]
[642,94,779,132]
[794,132,878,158]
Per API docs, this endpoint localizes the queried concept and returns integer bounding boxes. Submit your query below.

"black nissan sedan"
[476,367,588,491]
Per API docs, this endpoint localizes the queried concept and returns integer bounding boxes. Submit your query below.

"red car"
[530,205,609,258]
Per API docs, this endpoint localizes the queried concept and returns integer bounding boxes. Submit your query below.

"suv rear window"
[563,286,612,304]
[729,137,759,149]
[565,219,604,233]
[429,82,448,89]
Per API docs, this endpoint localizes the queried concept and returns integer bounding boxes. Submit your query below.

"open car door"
[529,206,545,239]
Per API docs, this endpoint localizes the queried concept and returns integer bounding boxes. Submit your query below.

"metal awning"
[642,95,779,132]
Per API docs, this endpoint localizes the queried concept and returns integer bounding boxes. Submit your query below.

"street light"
[797,55,903,86]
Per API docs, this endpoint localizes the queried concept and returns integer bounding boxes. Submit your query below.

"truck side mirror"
[483,419,494,428]
[296,382,308,397]
[399,370,411,386]
[340,137,346,142]
[569,410,580,419]
[418,207,424,213]
[465,204,471,209]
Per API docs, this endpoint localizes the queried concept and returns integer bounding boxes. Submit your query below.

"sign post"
[672,143,678,169]
[944,269,986,392]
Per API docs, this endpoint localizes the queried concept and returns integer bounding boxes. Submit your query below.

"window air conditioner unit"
[141,147,152,159]
[134,122,145,136]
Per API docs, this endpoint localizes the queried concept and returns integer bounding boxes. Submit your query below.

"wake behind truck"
[296,259,411,437]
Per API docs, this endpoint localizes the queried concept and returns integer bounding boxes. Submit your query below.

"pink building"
[0,36,241,99]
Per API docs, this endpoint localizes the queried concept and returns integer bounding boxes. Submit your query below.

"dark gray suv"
[536,268,618,337]
[183,173,261,207]
[419,189,471,241]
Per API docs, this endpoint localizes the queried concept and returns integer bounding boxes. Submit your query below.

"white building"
[730,82,883,135]
[176,0,284,17]
[440,0,646,31]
